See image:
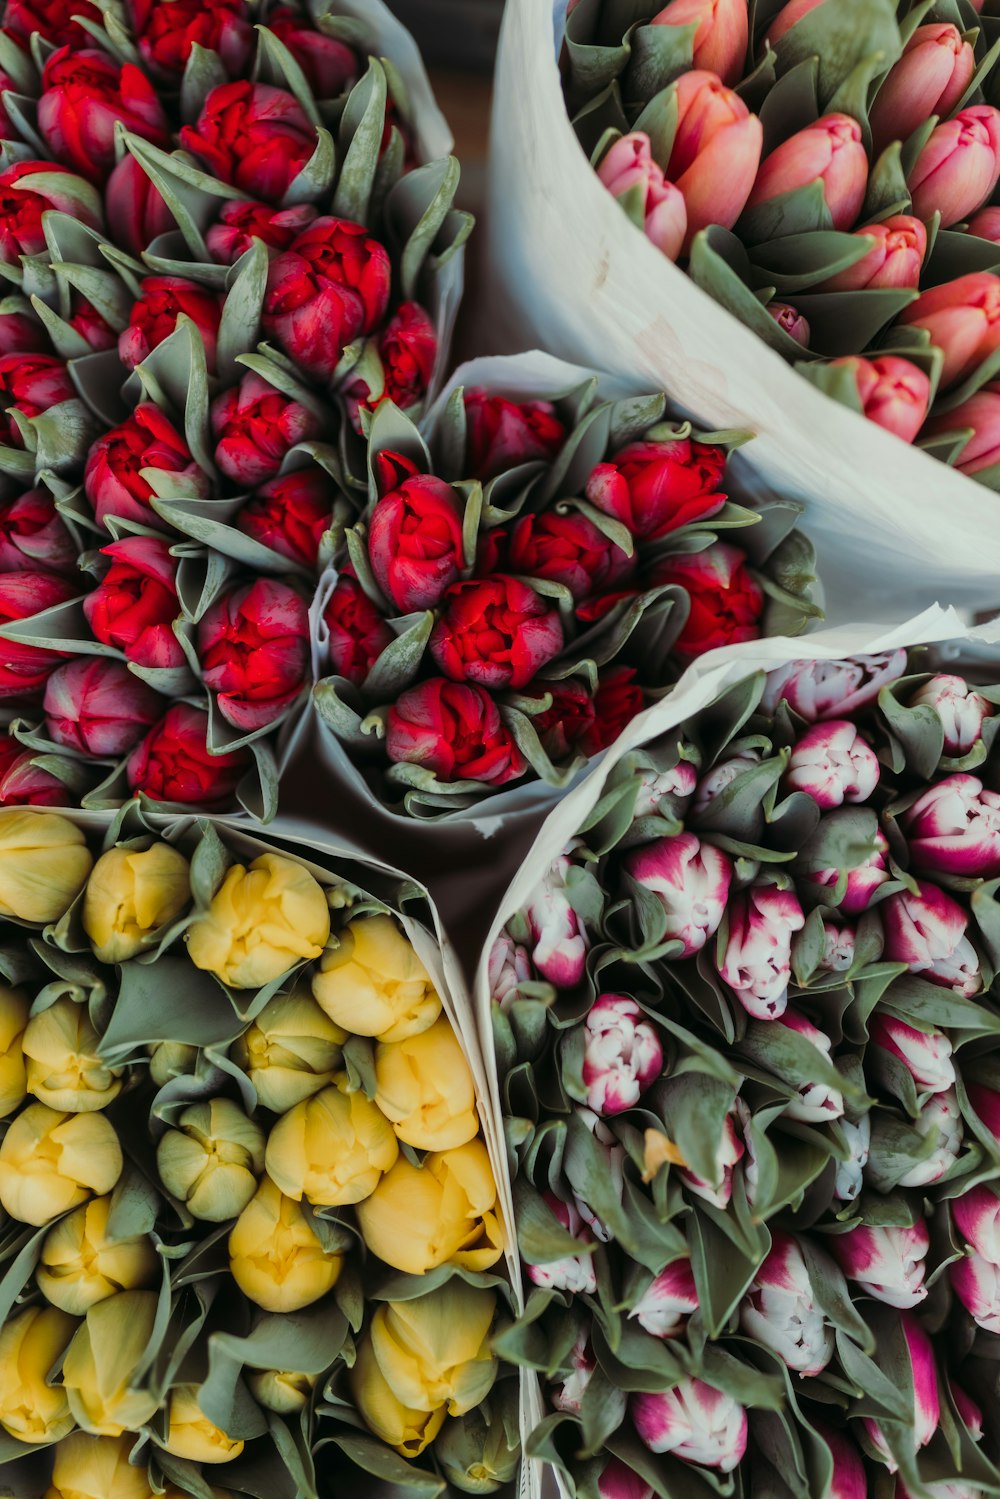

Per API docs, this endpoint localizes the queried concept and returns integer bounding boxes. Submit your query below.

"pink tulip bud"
[924,380,1000,474]
[597,133,688,262]
[777,1009,845,1122]
[526,1194,597,1295]
[828,355,930,443]
[870,24,976,155]
[868,1012,955,1094]
[43,657,164,757]
[864,1313,939,1469]
[623,833,733,957]
[629,1260,698,1338]
[525,855,588,988]
[833,1220,929,1308]
[908,105,1000,226]
[579,993,663,1115]
[651,0,748,84]
[817,1425,867,1499]
[692,751,759,815]
[767,0,829,42]
[488,932,532,1007]
[950,1249,1000,1332]
[952,1184,1000,1264]
[821,920,856,972]
[717,884,805,1019]
[747,113,868,231]
[810,827,890,914]
[766,300,810,346]
[740,1231,833,1374]
[550,1331,595,1414]
[633,759,698,820]
[679,1105,745,1207]
[821,215,927,292]
[968,1081,1000,1141]
[633,1380,747,1473]
[898,272,1000,390]
[967,205,1000,241]
[903,773,1000,878]
[785,719,880,809]
[881,882,981,996]
[897,1087,963,1188]
[666,71,763,250]
[834,1116,871,1203]
[763,650,907,721]
[949,1380,984,1442]
[598,1460,653,1499]
[909,674,991,755]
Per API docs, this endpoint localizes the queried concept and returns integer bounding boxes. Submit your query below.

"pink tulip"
[952,1184,1000,1264]
[785,719,880,809]
[821,214,927,292]
[767,0,829,42]
[623,833,732,956]
[828,355,930,443]
[525,855,588,988]
[949,1380,983,1441]
[598,1460,653,1499]
[777,1009,844,1122]
[766,300,810,345]
[632,1379,747,1472]
[740,1231,833,1374]
[488,932,532,1006]
[580,994,663,1115]
[43,657,164,757]
[717,884,805,1019]
[881,882,982,996]
[864,1313,939,1469]
[679,1106,744,1208]
[666,71,763,250]
[898,272,1000,390]
[633,759,698,820]
[526,1195,597,1295]
[868,1012,955,1094]
[550,1332,595,1414]
[907,104,1000,226]
[909,673,991,754]
[630,1259,699,1338]
[821,920,856,972]
[870,24,976,155]
[597,133,688,262]
[897,1087,963,1188]
[924,381,1000,474]
[763,650,907,720]
[903,773,1000,878]
[809,825,890,915]
[692,751,759,815]
[817,1425,867,1499]
[834,1116,871,1203]
[967,205,1000,241]
[651,0,748,84]
[746,113,868,231]
[951,1249,1000,1332]
[833,1220,929,1308]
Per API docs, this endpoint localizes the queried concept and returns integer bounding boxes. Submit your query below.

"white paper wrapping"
[485,0,1000,622]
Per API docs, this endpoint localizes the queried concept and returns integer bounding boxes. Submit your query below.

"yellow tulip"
[0,1102,122,1225]
[231,988,345,1113]
[0,983,28,1117]
[374,1018,478,1152]
[186,853,331,989]
[0,1304,75,1444]
[312,915,441,1043]
[44,1432,151,1499]
[264,1078,397,1207]
[37,1195,158,1315]
[156,1098,265,1222]
[148,1041,199,1087]
[229,1175,342,1312]
[370,1283,498,1418]
[162,1384,244,1464]
[355,1139,504,1275]
[246,1368,316,1414]
[22,997,124,1113]
[61,1289,159,1436]
[351,1335,445,1458]
[0,810,92,923]
[83,843,190,964]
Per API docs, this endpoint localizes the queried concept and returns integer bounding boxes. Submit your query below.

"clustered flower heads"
[314,379,818,817]
[0,0,468,819]
[489,644,1000,1495]
[0,807,515,1499]
[572,0,1000,477]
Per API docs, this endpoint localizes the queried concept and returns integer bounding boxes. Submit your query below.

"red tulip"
[104,155,174,260]
[0,734,70,806]
[585,436,727,538]
[265,5,359,98]
[323,574,394,686]
[44,656,164,757]
[507,508,633,599]
[237,468,335,568]
[346,301,437,426]
[386,677,526,786]
[0,354,75,447]
[429,575,564,690]
[68,296,117,353]
[130,0,253,78]
[828,355,930,442]
[367,472,465,612]
[118,276,223,373]
[197,577,310,731]
[747,112,868,231]
[766,0,829,42]
[766,302,810,345]
[0,571,77,701]
[967,206,1000,242]
[37,47,170,184]
[211,373,321,488]
[464,390,567,481]
[126,702,250,806]
[923,381,1000,474]
[85,404,208,530]
[0,488,76,575]
[180,82,316,204]
[580,667,646,755]
[0,160,103,262]
[4,0,101,47]
[82,536,184,671]
[206,200,318,265]
[648,542,764,658]
[530,679,597,761]
[667,71,763,249]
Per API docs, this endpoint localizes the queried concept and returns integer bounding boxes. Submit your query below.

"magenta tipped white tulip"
[909,674,991,755]
[580,994,663,1116]
[740,1231,833,1374]
[763,650,907,721]
[832,1221,929,1309]
[903,773,1000,880]
[716,884,805,1019]
[632,1378,748,1473]
[881,882,982,996]
[623,832,733,957]
[785,720,880,809]
[525,855,588,988]
[630,1259,699,1338]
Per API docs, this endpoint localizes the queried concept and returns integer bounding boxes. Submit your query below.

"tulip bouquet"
[482,623,1000,1499]
[0,805,518,1499]
[312,362,819,819]
[0,0,471,820]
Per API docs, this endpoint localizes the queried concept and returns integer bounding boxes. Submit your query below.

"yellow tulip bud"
[22,997,124,1113]
[163,1384,244,1464]
[186,854,331,989]
[264,1078,397,1207]
[231,988,345,1113]
[355,1139,504,1276]
[0,810,92,924]
[0,1102,122,1225]
[370,1284,497,1418]
[0,983,28,1117]
[156,1097,265,1222]
[229,1175,342,1312]
[374,1018,478,1152]
[37,1195,158,1315]
[44,1432,151,1499]
[312,915,441,1043]
[83,842,191,964]
[351,1335,445,1458]
[0,1304,75,1444]
[246,1368,316,1414]
[148,1041,199,1087]
[62,1289,159,1436]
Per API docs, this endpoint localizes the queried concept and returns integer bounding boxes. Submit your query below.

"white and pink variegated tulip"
[762,649,907,721]
[623,833,733,957]
[834,1116,871,1203]
[897,1088,963,1188]
[574,1108,625,1243]
[693,751,759,816]
[597,1459,654,1499]
[951,1249,1000,1333]
[950,1380,984,1442]
[550,1331,596,1414]
[868,1013,956,1095]
[785,720,880,810]
[629,1259,699,1338]
[903,773,1000,879]
[818,1424,867,1499]
[952,1184,1000,1264]
[580,994,663,1116]
[777,1009,845,1122]
[526,1194,598,1296]
[863,1312,940,1471]
[832,1220,929,1308]
[821,920,857,972]
[632,1378,748,1473]
[810,830,891,915]
[716,884,805,1019]
[739,1231,833,1374]
[680,1106,745,1208]
[488,932,533,1007]
[525,855,589,989]
[633,757,698,819]
[897,1482,985,1499]
[881,883,982,996]
[909,673,992,756]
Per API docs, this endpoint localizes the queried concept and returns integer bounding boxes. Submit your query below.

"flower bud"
[897,1087,963,1188]
[127,704,250,808]
[907,104,1000,226]
[598,1460,655,1499]
[0,160,102,261]
[679,1105,744,1207]
[180,82,315,203]
[924,381,1000,474]
[186,852,331,989]
[351,1334,445,1457]
[0,572,78,703]
[0,1304,75,1443]
[834,1115,870,1203]
[870,24,976,154]
[0,985,28,1118]
[0,1101,121,1224]
[766,0,827,40]
[550,1331,594,1414]
[632,1378,747,1472]
[488,932,532,1006]
[355,1138,503,1275]
[648,541,765,658]
[229,1175,342,1311]
[574,993,663,1115]
[903,772,1000,878]
[777,1009,844,1121]
[62,1289,159,1434]
[832,1221,929,1308]
[374,1017,479,1152]
[464,389,566,481]
[368,472,465,613]
[44,1431,155,1498]
[596,132,687,261]
[38,48,169,182]
[211,372,321,488]
[524,854,589,987]
[85,403,207,531]
[238,467,335,569]
[862,1312,939,1466]
[0,740,70,809]
[430,575,563,691]
[651,0,748,84]
[148,1041,200,1087]
[207,198,318,263]
[231,988,344,1113]
[692,751,758,814]
[816,1425,867,1499]
[823,215,928,294]
[22,997,123,1113]
[164,1384,243,1464]
[322,575,394,685]
[717,884,805,1019]
[526,1194,598,1294]
[435,1396,521,1493]
[83,842,190,965]
[246,1367,315,1415]
[747,113,867,230]
[821,920,856,972]
[157,1097,265,1221]
[369,1283,498,1419]
[82,537,184,671]
[809,826,890,915]
[881,882,981,995]
[950,1249,1000,1332]
[197,577,310,732]
[765,650,907,721]
[897,272,1000,390]
[312,914,440,1044]
[386,679,526,787]
[0,355,77,452]
[265,1077,397,1206]
[740,1231,833,1374]
[829,355,930,443]
[43,658,165,759]
[623,833,732,957]
[667,71,763,249]
[968,205,1000,241]
[629,1259,698,1338]
[104,153,174,259]
[785,719,879,808]
[37,1194,157,1315]
[118,276,222,374]
[0,487,77,575]
[585,436,726,540]
[952,1183,1000,1264]
[868,1012,955,1094]
[766,300,810,345]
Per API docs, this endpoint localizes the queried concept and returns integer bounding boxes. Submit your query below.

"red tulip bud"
[44,656,165,757]
[104,154,174,260]
[322,574,394,686]
[924,381,1000,474]
[648,542,764,658]
[211,373,321,488]
[386,678,527,785]
[38,47,170,183]
[85,403,208,529]
[118,276,223,374]
[767,0,829,42]
[127,702,250,806]
[131,0,253,78]
[0,354,75,447]
[206,200,319,265]
[464,389,567,481]
[180,81,317,204]
[69,295,117,353]
[747,112,868,231]
[0,160,103,262]
[429,574,564,691]
[367,472,465,612]
[0,488,76,575]
[766,301,810,345]
[0,570,78,701]
[197,577,310,731]
[0,733,70,806]
[581,667,646,755]
[82,536,183,671]
[967,205,1000,242]
[5,0,101,45]
[266,5,359,98]
[586,436,727,538]
[828,355,930,443]
[237,468,335,568]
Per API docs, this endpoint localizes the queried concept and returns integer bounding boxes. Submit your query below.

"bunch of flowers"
[0,0,469,819]
[313,376,818,818]
[0,806,516,1499]
[487,642,1000,1495]
[569,0,1000,478]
